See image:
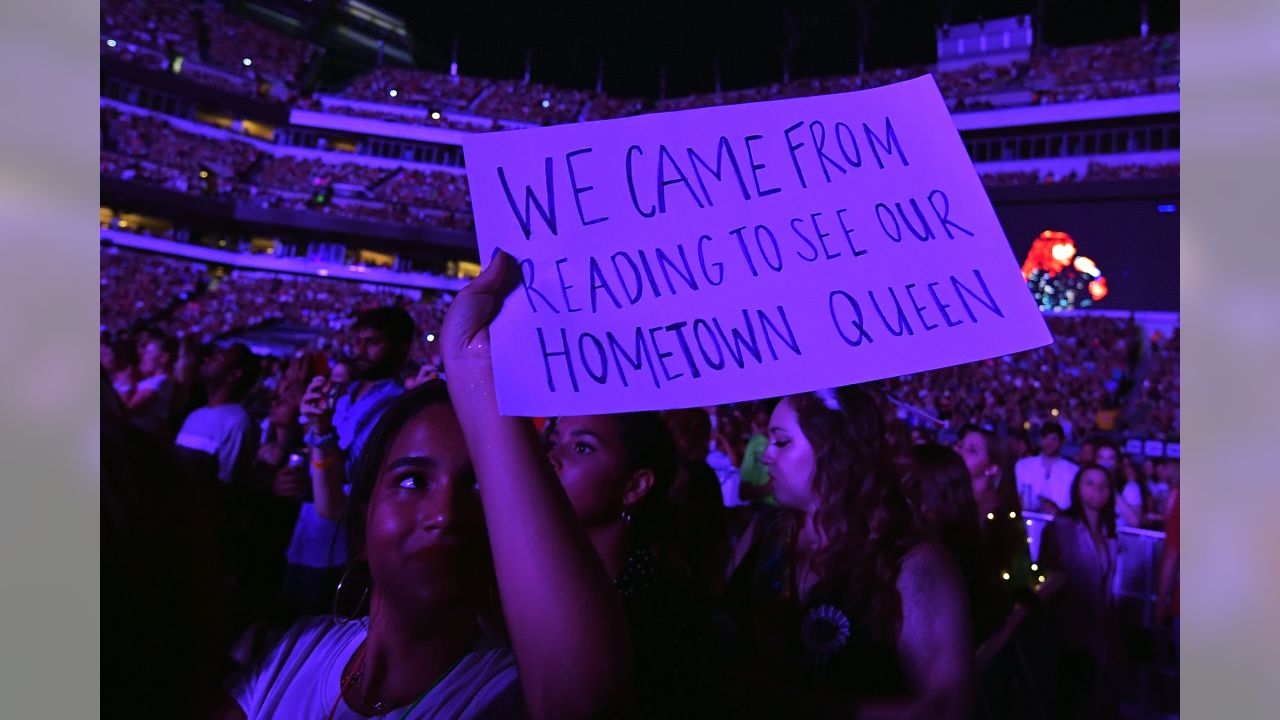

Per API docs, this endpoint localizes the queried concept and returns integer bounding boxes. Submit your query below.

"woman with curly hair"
[722,385,974,719]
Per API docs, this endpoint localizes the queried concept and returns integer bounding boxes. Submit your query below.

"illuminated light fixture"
[1050,241,1076,264]
[1073,256,1100,277]
[1031,563,1038,571]
[199,170,209,178]
[426,333,436,342]
[1026,519,1033,526]
[317,269,329,276]
[1008,511,1017,519]
[1157,204,1177,213]
[389,89,398,97]
[986,513,994,521]
[1023,421,1031,430]
[1027,537,1033,543]
[243,57,253,66]
[1051,408,1060,417]
[1038,575,1047,583]
[266,248,274,254]
[540,99,551,108]
[118,220,128,228]
[107,39,117,48]
[1001,572,1011,581]
[430,111,442,120]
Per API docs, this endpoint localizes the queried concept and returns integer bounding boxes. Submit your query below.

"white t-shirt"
[234,616,524,720]
[175,403,254,483]
[1014,455,1078,512]
[131,373,173,433]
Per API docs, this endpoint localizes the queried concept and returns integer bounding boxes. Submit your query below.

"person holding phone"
[280,307,417,618]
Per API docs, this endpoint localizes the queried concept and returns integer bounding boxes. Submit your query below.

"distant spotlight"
[107,39,117,48]
[118,220,128,228]
[540,99,551,108]
[389,89,398,97]
[426,334,436,342]
[242,57,252,66]
[1157,204,1177,213]
[430,111,441,120]
[199,170,209,178]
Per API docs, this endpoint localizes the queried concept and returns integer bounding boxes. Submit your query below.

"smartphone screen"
[309,351,331,379]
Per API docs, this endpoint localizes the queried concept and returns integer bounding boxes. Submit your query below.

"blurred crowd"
[101,0,317,95]
[100,105,476,230]
[101,96,1173,235]
[980,161,1181,187]
[100,0,1178,126]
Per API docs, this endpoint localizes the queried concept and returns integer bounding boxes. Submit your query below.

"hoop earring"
[333,560,370,623]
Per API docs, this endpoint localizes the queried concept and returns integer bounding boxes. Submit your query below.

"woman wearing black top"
[724,386,974,719]
[548,412,713,717]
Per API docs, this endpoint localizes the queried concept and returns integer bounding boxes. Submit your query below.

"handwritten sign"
[463,75,1051,415]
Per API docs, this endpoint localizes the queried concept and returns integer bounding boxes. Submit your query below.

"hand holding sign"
[464,76,1051,416]
[439,250,522,389]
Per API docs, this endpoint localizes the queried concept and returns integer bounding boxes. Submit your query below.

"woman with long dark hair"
[953,425,1036,603]
[1038,463,1123,720]
[548,411,714,716]
[952,425,1018,518]
[899,443,1003,640]
[218,380,631,718]
[723,385,974,718]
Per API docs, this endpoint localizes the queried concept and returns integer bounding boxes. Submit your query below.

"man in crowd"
[278,306,416,617]
[174,342,261,485]
[127,333,177,438]
[1014,422,1078,513]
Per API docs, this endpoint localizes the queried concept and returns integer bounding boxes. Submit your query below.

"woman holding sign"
[221,372,635,719]
[220,382,527,719]
[440,249,710,717]
[221,379,634,712]
[433,250,641,718]
[722,385,974,719]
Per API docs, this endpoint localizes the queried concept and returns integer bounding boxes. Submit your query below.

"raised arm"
[440,251,632,720]
[300,376,349,520]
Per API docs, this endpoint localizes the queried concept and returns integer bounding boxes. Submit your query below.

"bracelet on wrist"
[311,455,341,471]
[304,427,340,449]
